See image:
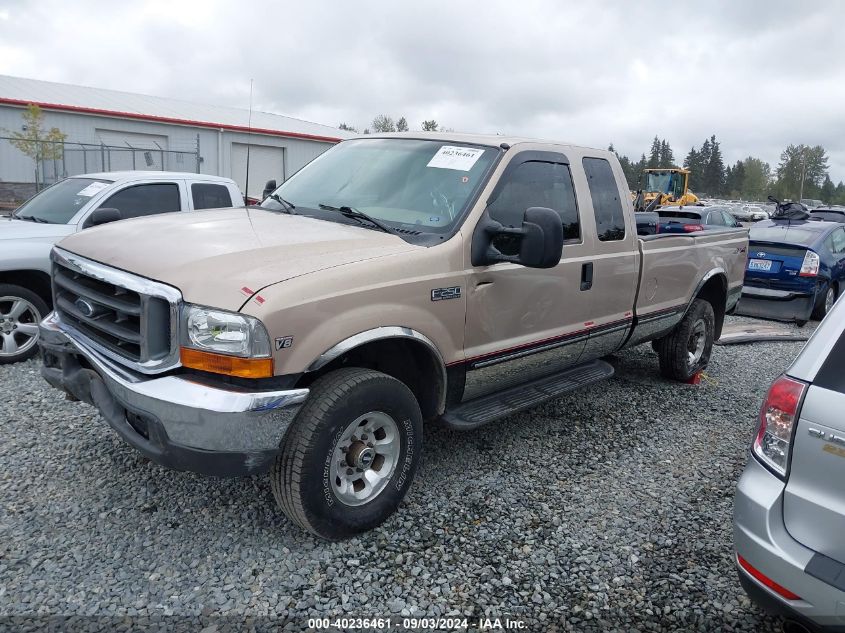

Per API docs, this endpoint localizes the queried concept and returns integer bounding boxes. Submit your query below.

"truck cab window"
[487,160,580,241]
[192,183,233,210]
[583,157,626,242]
[99,183,181,220]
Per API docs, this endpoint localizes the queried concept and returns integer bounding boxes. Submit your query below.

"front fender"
[0,238,58,274]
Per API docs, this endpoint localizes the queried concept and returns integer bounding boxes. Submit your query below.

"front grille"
[51,248,181,373]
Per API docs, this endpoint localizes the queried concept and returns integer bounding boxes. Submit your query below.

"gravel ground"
[0,316,815,631]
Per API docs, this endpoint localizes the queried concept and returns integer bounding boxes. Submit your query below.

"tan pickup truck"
[38,133,748,539]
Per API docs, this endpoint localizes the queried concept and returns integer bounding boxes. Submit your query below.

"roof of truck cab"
[351,131,610,154]
[71,171,236,184]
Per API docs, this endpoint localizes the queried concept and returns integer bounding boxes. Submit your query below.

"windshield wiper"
[15,215,48,223]
[318,204,396,235]
[266,193,296,214]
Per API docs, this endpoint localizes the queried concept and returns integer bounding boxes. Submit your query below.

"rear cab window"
[582,157,626,241]
[192,183,233,210]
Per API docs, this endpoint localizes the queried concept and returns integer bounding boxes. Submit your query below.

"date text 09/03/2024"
[308,616,527,630]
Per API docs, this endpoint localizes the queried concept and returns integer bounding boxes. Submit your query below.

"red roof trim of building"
[0,97,344,143]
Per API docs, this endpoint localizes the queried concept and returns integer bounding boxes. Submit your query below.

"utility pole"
[799,145,807,202]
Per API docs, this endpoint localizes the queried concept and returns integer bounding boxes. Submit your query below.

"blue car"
[635,206,741,235]
[736,218,845,323]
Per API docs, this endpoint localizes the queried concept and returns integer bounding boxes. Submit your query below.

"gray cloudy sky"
[2,0,845,181]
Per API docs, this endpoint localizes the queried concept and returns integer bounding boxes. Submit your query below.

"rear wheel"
[654,299,715,381]
[0,284,47,364]
[812,282,838,321]
[271,368,423,540]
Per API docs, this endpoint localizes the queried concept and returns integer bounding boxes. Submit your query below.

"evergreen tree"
[821,175,835,203]
[702,135,725,196]
[396,117,409,132]
[658,140,675,168]
[647,136,661,169]
[725,160,745,198]
[684,147,701,192]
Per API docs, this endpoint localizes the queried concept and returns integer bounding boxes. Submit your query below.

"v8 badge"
[275,336,294,350]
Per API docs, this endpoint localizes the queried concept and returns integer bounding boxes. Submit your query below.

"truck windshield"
[13,178,112,224]
[264,138,499,237]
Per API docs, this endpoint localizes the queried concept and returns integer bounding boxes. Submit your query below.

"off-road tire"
[811,282,838,321]
[0,284,48,365]
[271,368,423,540]
[653,299,715,381]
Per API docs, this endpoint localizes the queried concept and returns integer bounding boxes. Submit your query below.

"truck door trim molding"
[457,316,634,370]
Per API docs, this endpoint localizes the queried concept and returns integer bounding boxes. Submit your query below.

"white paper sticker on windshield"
[427,146,484,171]
[76,181,110,197]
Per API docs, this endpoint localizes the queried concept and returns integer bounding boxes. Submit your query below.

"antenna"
[245,78,253,202]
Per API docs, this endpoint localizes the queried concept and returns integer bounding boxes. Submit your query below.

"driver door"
[462,151,594,402]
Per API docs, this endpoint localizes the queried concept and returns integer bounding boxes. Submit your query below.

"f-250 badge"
[431,286,461,301]
[275,336,294,350]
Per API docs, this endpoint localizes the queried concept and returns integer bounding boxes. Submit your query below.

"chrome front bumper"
[38,312,309,476]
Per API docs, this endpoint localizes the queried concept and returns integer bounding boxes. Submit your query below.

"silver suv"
[734,293,845,632]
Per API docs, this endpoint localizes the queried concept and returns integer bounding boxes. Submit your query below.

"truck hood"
[56,207,420,310]
[0,215,75,241]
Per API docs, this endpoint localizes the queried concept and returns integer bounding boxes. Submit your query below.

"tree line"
[339,114,442,135]
[611,135,845,205]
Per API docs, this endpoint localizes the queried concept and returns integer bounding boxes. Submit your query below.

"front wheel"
[654,299,715,381]
[271,368,423,540]
[0,284,48,365]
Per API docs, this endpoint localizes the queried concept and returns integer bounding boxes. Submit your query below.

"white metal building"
[0,75,353,199]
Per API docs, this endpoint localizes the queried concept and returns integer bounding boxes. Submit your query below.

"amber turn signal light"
[180,347,273,379]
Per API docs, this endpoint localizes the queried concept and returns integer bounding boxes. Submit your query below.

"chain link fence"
[0,135,201,210]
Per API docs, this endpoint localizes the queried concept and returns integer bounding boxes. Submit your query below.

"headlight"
[181,304,271,358]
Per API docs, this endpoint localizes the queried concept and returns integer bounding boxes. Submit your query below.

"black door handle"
[580,262,593,291]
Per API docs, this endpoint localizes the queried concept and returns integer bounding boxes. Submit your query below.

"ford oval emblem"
[74,298,95,317]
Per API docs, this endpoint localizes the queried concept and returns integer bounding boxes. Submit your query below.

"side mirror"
[89,207,122,226]
[471,206,563,269]
[262,179,277,199]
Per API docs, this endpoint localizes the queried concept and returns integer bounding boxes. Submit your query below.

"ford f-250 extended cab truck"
[38,133,748,540]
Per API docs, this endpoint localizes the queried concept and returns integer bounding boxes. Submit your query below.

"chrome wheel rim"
[330,411,400,506]
[687,319,706,367]
[825,287,836,314]
[0,296,41,358]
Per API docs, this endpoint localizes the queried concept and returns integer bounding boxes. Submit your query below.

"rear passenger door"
[578,156,639,360]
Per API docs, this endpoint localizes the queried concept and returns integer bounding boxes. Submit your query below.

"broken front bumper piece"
[38,312,309,476]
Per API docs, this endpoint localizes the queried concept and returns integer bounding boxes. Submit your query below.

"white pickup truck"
[0,171,241,363]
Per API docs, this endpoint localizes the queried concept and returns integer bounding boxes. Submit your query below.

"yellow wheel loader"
[632,168,700,213]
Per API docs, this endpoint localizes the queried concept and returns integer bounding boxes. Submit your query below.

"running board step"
[441,359,614,430]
